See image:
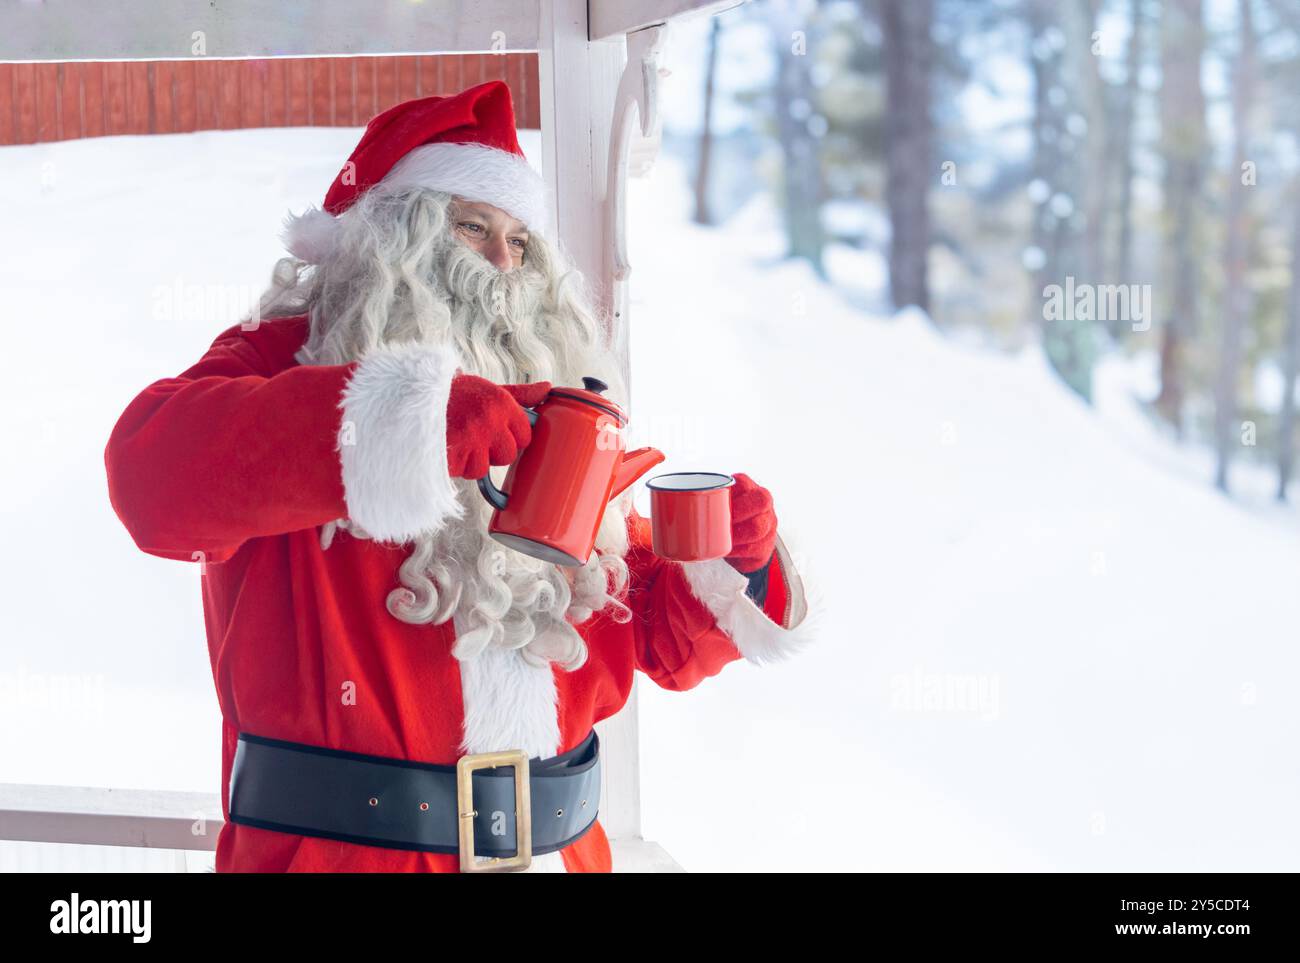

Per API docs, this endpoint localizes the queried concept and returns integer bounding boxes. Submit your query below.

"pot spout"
[611,447,666,500]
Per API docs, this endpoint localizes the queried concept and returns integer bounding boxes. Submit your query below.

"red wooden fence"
[0,54,539,146]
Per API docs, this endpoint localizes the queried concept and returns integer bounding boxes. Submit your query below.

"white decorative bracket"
[606,24,669,286]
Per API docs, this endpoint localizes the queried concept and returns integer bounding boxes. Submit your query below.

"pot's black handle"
[476,406,539,511]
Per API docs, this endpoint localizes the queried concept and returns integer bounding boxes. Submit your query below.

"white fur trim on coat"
[337,340,466,544]
[456,643,562,760]
[381,141,549,235]
[677,532,822,666]
[455,630,568,873]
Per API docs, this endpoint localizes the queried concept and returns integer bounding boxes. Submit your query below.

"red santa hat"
[282,80,549,263]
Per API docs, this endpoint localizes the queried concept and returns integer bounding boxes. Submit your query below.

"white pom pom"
[281,206,342,263]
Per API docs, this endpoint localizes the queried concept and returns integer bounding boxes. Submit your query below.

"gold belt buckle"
[456,748,532,872]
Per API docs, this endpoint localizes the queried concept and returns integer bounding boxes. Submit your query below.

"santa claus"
[104,80,816,873]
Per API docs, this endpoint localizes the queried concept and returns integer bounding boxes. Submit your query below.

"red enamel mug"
[646,472,734,561]
[478,376,665,566]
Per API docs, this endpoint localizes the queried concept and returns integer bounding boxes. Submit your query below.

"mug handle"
[477,406,539,511]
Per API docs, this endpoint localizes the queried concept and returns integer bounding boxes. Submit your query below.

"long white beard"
[276,186,634,671]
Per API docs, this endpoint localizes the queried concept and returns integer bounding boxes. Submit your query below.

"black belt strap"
[227,728,601,859]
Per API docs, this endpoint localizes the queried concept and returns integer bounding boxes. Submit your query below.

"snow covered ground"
[0,126,1296,871]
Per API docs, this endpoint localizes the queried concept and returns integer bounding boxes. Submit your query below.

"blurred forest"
[688,0,1300,502]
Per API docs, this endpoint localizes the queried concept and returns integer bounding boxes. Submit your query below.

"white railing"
[0,782,682,872]
[0,783,219,872]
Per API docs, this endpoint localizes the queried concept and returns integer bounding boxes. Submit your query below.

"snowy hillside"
[0,127,1296,871]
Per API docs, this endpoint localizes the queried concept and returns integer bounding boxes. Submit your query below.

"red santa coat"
[103,315,814,872]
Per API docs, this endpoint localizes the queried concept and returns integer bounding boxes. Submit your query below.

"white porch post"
[537,0,645,850]
[538,1,733,873]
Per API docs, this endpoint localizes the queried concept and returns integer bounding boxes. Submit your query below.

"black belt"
[227,727,601,872]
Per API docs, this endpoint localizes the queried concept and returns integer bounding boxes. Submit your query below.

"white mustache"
[436,239,545,322]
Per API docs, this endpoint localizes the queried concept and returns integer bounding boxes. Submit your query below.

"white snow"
[0,126,1296,871]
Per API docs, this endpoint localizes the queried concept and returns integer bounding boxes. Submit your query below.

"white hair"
[254,184,635,671]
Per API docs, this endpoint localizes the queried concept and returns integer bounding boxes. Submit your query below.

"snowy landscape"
[1,122,1297,871]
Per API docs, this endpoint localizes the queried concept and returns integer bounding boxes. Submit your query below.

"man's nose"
[484,235,514,273]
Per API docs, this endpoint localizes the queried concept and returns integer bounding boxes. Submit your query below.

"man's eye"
[458,222,484,234]
[510,238,527,250]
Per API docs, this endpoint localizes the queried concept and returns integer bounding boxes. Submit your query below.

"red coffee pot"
[477,376,665,566]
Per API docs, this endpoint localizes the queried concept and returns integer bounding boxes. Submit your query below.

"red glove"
[445,374,552,479]
[725,472,779,574]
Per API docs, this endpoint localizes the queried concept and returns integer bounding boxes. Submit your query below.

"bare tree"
[1027,0,1059,311]
[1026,0,1097,399]
[769,0,827,275]
[693,16,721,226]
[1078,0,1111,310]
[1155,0,1206,436]
[1113,0,1146,288]
[1214,0,1256,492]
[1263,0,1300,500]
[879,0,934,311]
[1278,180,1300,500]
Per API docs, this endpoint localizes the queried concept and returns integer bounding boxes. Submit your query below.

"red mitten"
[445,374,552,479]
[725,472,779,574]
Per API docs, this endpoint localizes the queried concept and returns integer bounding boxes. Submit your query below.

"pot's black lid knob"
[582,376,609,394]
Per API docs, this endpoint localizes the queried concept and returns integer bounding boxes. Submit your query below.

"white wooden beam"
[589,0,746,42]
[538,0,624,345]
[0,783,222,851]
[0,0,540,62]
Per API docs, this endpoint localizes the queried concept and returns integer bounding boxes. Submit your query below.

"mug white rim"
[646,472,735,492]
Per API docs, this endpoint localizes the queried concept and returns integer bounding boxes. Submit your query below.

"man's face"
[449,195,530,273]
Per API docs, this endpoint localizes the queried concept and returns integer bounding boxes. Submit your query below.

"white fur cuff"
[337,341,466,543]
[677,533,822,666]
